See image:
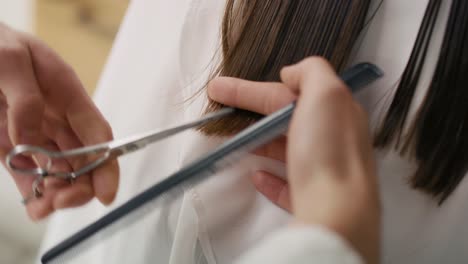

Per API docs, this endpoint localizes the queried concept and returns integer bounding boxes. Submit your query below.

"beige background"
[36,0,128,94]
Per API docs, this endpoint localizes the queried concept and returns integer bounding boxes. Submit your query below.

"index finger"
[0,27,46,146]
[207,77,296,115]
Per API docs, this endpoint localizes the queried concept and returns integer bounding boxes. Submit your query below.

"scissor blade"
[107,107,235,156]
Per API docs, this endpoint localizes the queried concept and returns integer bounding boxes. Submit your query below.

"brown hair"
[199,0,371,135]
[200,0,468,203]
[375,0,468,203]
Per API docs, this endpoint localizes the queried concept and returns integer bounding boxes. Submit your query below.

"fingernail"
[95,166,119,205]
[207,78,232,102]
[98,179,117,205]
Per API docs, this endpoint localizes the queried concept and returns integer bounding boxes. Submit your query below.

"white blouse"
[39,0,468,263]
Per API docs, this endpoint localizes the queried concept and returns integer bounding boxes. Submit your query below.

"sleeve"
[234,226,364,264]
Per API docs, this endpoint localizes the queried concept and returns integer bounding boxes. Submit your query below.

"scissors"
[6,108,235,204]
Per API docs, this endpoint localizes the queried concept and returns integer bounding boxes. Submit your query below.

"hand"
[0,23,119,220]
[208,57,380,264]
[207,70,295,211]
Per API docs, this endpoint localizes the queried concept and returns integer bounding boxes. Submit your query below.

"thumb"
[280,57,338,95]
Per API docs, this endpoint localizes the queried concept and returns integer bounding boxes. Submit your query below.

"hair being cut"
[200,0,468,203]
[199,0,371,135]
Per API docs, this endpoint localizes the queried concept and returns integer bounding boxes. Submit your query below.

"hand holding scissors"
[0,23,118,220]
[6,108,234,205]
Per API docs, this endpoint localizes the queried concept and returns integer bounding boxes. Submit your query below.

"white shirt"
[39,0,468,263]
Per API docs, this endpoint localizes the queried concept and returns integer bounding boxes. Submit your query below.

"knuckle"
[0,43,27,61]
[231,80,244,106]
[317,84,350,104]
[301,56,329,69]
[17,94,45,111]
[264,87,289,114]
[272,90,294,112]
[28,39,75,79]
[0,28,28,61]
[264,92,275,114]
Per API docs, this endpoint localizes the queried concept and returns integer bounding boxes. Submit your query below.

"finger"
[280,57,348,97]
[25,183,58,221]
[0,117,65,202]
[54,175,94,209]
[26,37,119,204]
[24,35,92,116]
[68,110,118,205]
[1,128,68,220]
[35,140,71,191]
[24,181,75,221]
[207,77,296,115]
[0,94,48,204]
[26,193,54,221]
[92,159,119,205]
[46,116,118,209]
[0,143,58,220]
[42,118,95,208]
[0,33,45,145]
[44,177,70,190]
[251,171,291,212]
[37,140,72,179]
[42,113,86,189]
[252,136,287,163]
[0,153,36,198]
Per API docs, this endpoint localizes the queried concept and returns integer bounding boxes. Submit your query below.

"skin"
[208,57,381,264]
[0,23,119,220]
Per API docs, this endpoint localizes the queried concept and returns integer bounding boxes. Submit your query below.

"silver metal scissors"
[6,108,235,204]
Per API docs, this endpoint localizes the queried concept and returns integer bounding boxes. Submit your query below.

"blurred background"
[0,0,128,263]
